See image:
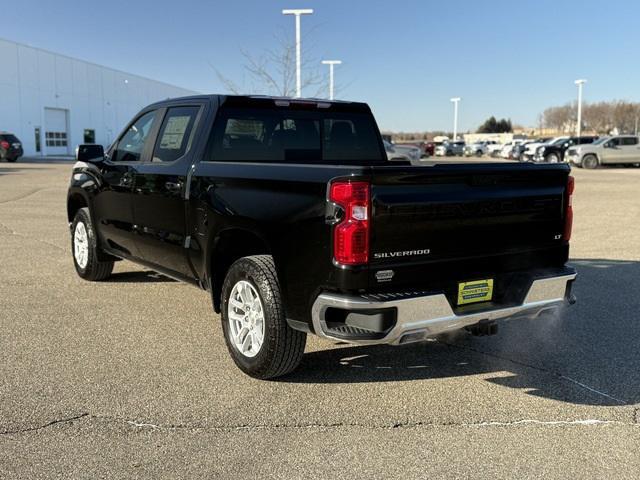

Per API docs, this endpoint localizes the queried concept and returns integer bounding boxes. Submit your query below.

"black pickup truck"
[67,95,576,379]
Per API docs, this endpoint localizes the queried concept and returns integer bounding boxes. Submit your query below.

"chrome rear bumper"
[311,273,576,346]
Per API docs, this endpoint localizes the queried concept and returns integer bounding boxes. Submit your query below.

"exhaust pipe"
[466,319,498,337]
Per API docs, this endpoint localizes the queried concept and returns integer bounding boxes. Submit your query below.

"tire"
[220,255,306,379]
[546,153,560,163]
[476,150,482,156]
[581,154,599,169]
[71,207,114,281]
[7,157,17,163]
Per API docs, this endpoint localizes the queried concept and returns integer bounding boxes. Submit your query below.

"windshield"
[550,137,568,145]
[592,137,609,145]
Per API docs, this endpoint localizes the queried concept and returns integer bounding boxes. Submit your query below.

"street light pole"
[450,97,461,141]
[321,60,341,100]
[282,8,314,98]
[574,79,587,137]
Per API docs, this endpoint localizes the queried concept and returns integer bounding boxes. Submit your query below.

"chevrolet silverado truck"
[67,94,577,379]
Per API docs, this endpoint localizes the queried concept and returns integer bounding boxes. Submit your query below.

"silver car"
[566,135,640,169]
[383,140,421,162]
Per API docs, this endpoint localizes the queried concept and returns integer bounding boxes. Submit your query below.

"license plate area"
[457,279,494,305]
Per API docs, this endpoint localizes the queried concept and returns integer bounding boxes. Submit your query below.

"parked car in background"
[396,141,431,158]
[435,140,465,156]
[0,132,23,162]
[499,140,525,159]
[513,140,537,161]
[424,141,436,156]
[567,135,640,169]
[521,137,554,162]
[534,136,598,163]
[384,140,420,162]
[531,137,572,163]
[486,142,505,156]
[464,140,499,156]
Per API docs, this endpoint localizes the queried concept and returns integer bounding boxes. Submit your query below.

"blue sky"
[4,0,640,131]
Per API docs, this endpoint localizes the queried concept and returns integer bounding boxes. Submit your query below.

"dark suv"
[534,136,598,163]
[0,132,23,162]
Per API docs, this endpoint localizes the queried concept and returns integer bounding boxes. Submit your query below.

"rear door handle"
[165,181,183,193]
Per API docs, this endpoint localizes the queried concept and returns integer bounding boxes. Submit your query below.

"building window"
[34,127,41,152]
[84,129,96,144]
[45,131,68,148]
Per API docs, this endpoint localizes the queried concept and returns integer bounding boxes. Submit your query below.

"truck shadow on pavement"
[285,259,640,408]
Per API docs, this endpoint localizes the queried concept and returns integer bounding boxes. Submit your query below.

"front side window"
[152,106,200,163]
[112,111,157,162]
[209,108,383,164]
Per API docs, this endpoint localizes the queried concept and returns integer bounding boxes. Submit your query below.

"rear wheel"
[582,154,599,169]
[71,208,114,281]
[220,255,306,379]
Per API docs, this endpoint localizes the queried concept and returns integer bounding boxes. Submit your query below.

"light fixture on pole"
[450,97,461,141]
[282,8,314,98]
[321,60,341,100]
[574,79,587,137]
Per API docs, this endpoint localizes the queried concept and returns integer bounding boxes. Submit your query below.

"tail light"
[0,141,9,150]
[329,181,370,265]
[563,175,575,241]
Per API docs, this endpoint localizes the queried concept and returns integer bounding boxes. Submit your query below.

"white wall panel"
[55,56,73,95]
[17,45,39,90]
[36,50,56,93]
[0,40,19,87]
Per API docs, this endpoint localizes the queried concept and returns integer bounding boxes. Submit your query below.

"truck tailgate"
[368,163,571,291]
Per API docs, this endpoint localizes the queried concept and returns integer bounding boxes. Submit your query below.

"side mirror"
[76,144,104,163]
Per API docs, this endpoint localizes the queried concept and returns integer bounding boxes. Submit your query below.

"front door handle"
[165,181,183,194]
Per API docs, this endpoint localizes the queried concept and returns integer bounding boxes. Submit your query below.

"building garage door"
[44,108,69,155]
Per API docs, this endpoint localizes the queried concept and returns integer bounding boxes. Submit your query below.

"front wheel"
[545,153,560,163]
[71,207,114,281]
[582,154,599,169]
[220,255,306,379]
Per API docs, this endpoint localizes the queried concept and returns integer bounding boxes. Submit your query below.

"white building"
[0,38,197,157]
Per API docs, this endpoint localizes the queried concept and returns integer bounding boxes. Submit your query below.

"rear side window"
[621,137,638,146]
[152,106,200,163]
[209,108,383,164]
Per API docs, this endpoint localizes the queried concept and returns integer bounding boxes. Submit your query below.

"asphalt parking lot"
[1,158,639,479]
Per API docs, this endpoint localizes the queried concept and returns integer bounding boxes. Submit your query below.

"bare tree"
[611,100,640,134]
[541,104,575,132]
[541,100,640,135]
[583,101,613,134]
[213,28,327,98]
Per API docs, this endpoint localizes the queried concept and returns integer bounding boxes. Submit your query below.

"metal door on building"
[44,108,69,155]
